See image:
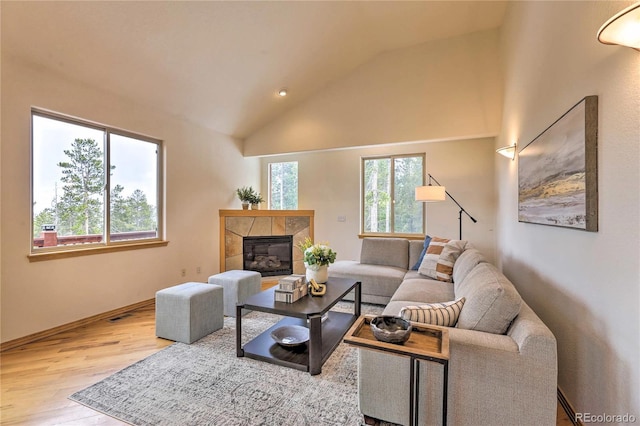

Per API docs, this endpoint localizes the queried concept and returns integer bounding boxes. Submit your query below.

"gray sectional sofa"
[329,237,557,426]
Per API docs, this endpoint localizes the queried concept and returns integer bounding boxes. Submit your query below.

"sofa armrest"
[506,302,558,363]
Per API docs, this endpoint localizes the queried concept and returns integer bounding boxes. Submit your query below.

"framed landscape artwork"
[518,96,598,231]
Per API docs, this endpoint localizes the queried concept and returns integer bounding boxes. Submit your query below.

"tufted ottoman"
[155,282,223,344]
[207,270,262,317]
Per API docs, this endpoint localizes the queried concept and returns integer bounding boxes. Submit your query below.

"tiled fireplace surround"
[219,210,314,275]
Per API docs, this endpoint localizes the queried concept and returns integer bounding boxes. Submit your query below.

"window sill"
[358,233,425,240]
[28,240,169,262]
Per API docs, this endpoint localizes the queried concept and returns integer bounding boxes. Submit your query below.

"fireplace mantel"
[219,210,314,275]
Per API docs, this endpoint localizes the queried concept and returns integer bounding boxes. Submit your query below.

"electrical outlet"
[196,266,201,274]
[181,268,186,277]
[337,215,346,222]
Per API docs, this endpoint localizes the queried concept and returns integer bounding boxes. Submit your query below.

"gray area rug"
[70,302,385,426]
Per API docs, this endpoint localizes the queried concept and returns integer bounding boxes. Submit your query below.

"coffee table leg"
[308,314,322,375]
[236,305,244,357]
[355,281,361,317]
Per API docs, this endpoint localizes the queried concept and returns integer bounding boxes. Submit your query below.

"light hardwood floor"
[1,299,574,425]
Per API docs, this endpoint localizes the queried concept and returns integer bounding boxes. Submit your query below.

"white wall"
[497,1,639,417]
[0,55,259,343]
[245,29,502,156]
[260,137,496,264]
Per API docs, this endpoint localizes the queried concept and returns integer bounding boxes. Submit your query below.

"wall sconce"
[496,143,517,160]
[597,2,640,50]
[415,174,477,239]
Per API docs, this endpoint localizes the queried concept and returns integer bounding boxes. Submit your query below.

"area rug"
[70,302,384,426]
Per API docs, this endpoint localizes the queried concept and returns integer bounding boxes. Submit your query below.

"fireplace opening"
[242,235,293,277]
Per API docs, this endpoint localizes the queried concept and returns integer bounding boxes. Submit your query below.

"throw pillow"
[418,238,467,282]
[399,297,466,327]
[411,235,432,270]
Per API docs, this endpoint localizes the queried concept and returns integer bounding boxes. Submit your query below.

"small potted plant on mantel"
[236,186,255,210]
[236,186,265,210]
[249,192,264,210]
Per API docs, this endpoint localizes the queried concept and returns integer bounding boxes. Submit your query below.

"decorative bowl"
[270,325,310,347]
[370,316,412,344]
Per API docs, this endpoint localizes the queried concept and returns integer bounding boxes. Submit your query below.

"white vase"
[305,264,329,284]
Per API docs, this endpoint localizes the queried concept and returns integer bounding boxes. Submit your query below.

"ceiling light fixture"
[496,143,517,160]
[278,88,288,97]
[597,2,640,50]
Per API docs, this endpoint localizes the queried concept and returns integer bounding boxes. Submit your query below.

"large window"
[362,154,425,235]
[268,161,298,210]
[31,109,163,252]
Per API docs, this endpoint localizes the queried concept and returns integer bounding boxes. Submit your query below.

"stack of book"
[274,275,307,303]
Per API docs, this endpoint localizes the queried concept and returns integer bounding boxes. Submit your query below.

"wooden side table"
[344,315,450,426]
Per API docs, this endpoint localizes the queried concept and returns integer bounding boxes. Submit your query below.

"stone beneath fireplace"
[208,270,262,317]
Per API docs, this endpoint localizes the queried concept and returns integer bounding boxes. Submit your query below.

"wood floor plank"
[0,298,572,425]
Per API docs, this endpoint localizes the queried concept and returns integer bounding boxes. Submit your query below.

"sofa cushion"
[391,276,455,303]
[456,263,522,334]
[410,235,431,270]
[452,248,486,284]
[399,297,465,326]
[329,260,405,298]
[360,238,409,269]
[418,238,467,282]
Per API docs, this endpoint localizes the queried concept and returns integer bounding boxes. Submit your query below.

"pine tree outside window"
[268,162,298,210]
[362,154,425,236]
[31,109,163,253]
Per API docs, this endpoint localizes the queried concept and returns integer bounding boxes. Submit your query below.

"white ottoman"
[155,282,223,344]
[208,270,262,317]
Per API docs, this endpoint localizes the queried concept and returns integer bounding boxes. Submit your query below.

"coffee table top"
[240,277,359,318]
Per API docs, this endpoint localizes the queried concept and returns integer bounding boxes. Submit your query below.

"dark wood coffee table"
[236,277,361,375]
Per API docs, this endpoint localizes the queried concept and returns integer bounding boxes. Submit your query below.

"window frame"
[29,108,165,259]
[360,153,426,238]
[267,161,298,210]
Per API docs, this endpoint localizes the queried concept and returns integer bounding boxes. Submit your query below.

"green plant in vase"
[249,192,265,210]
[236,186,256,210]
[297,237,337,283]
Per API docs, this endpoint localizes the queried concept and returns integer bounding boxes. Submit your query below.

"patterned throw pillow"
[399,298,466,327]
[418,237,467,282]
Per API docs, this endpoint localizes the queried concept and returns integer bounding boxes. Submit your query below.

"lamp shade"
[415,185,446,202]
[597,2,640,50]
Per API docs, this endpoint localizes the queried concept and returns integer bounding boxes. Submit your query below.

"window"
[362,154,425,235]
[268,161,298,210]
[31,109,163,253]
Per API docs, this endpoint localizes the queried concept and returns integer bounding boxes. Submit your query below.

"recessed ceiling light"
[278,88,288,97]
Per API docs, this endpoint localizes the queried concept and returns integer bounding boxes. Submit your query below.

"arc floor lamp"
[415,174,477,240]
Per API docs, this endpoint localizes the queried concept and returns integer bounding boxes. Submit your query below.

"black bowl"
[370,316,412,344]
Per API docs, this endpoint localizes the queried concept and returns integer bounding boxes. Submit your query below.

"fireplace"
[243,235,293,277]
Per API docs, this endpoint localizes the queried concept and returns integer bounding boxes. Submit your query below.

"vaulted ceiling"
[2,1,507,139]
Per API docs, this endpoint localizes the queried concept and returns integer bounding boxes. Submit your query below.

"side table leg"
[443,360,448,426]
[236,305,244,357]
[415,359,421,426]
[409,357,415,426]
[308,314,322,375]
[355,281,361,317]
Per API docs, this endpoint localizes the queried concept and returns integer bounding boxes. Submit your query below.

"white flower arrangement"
[297,237,337,270]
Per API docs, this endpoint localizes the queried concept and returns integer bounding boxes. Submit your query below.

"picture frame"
[518,96,598,231]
